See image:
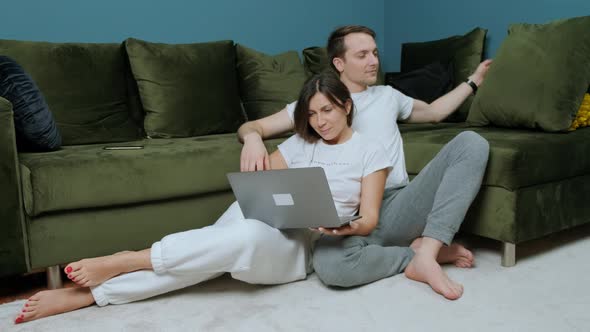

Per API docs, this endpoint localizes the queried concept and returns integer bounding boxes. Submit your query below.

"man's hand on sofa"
[238,108,295,171]
[468,59,493,86]
[240,133,270,171]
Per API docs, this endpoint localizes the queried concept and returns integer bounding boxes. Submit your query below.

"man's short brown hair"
[327,25,376,72]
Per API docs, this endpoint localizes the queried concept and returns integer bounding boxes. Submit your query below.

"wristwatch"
[465,79,478,95]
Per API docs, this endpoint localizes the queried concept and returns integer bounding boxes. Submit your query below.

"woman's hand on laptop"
[311,221,361,236]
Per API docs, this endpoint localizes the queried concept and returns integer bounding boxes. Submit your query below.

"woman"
[15,72,392,324]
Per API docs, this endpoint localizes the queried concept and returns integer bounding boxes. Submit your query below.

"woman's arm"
[354,168,388,235]
[316,168,388,236]
[268,149,288,170]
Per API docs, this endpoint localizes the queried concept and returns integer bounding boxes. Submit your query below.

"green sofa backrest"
[0,39,144,145]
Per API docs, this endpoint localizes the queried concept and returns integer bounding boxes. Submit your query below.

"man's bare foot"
[436,243,474,268]
[405,253,464,300]
[64,250,151,287]
[410,238,474,268]
[14,288,94,324]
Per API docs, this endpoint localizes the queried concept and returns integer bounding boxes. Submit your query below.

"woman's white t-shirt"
[287,86,413,189]
[278,131,392,217]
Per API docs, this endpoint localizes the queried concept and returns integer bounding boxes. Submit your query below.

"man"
[237,25,492,300]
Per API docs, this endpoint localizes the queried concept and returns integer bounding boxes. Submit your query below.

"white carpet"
[2,225,589,332]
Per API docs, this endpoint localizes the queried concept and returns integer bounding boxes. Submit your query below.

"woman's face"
[307,92,352,145]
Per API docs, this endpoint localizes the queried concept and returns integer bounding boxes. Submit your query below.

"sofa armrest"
[0,96,29,277]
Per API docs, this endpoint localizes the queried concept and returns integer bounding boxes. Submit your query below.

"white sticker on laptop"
[273,194,294,206]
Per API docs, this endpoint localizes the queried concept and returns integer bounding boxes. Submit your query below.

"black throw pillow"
[0,56,61,151]
[388,61,454,103]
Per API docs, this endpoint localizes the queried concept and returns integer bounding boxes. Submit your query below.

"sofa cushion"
[388,61,454,103]
[0,39,143,145]
[401,28,487,122]
[401,126,590,190]
[301,46,385,85]
[236,44,307,120]
[0,56,61,151]
[467,16,590,132]
[125,38,245,138]
[18,134,287,217]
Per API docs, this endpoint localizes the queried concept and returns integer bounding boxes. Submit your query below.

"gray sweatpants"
[312,131,490,287]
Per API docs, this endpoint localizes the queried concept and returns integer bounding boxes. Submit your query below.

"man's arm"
[406,59,492,124]
[237,108,294,171]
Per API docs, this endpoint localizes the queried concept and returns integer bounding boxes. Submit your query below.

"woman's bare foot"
[410,238,474,268]
[14,288,94,324]
[404,253,464,300]
[65,249,151,287]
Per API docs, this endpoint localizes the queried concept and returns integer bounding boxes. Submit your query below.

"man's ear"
[333,57,345,73]
[345,99,352,114]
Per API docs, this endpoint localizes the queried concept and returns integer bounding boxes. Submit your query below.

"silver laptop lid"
[227,167,347,229]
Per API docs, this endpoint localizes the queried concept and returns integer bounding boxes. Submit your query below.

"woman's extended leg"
[66,249,152,287]
[16,202,312,323]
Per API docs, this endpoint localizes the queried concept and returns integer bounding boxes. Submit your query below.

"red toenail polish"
[68,274,72,278]
[25,304,28,307]
[15,317,23,324]
[66,266,72,273]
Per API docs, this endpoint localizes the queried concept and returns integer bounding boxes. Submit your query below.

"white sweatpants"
[91,202,314,306]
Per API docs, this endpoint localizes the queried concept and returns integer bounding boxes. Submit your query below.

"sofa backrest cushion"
[467,16,590,132]
[236,44,307,120]
[401,27,487,122]
[387,61,454,104]
[302,46,385,85]
[0,40,143,145]
[126,38,245,138]
[0,56,61,151]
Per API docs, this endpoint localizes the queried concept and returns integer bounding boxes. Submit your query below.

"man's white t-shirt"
[286,86,413,189]
[278,132,392,217]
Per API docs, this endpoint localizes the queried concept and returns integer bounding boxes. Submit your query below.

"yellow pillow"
[569,93,590,131]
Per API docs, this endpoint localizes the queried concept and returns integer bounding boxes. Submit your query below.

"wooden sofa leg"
[501,242,516,267]
[46,265,63,289]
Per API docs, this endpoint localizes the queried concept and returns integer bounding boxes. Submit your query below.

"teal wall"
[0,0,383,57]
[2,1,588,74]
[383,0,590,71]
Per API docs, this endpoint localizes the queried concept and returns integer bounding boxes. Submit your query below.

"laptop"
[227,167,361,229]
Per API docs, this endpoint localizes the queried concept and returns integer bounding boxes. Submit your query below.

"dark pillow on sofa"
[301,46,385,85]
[0,56,61,151]
[401,27,487,122]
[236,44,307,120]
[467,16,590,132]
[388,61,454,103]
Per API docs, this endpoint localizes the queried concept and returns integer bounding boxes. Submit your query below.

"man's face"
[334,33,379,89]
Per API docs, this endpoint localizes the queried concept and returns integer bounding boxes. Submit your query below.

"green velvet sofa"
[0,39,289,287]
[399,123,590,267]
[1,34,589,289]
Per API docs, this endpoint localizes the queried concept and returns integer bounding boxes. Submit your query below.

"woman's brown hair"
[293,72,354,143]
